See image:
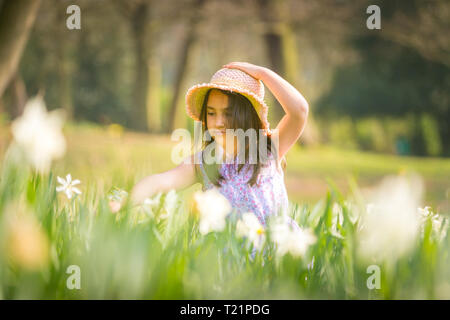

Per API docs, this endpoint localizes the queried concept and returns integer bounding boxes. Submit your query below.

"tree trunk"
[257,0,288,124]
[282,24,319,146]
[55,2,74,119]
[410,113,426,156]
[9,72,28,118]
[165,0,206,133]
[0,0,41,99]
[146,54,162,133]
[130,2,150,131]
[57,48,74,119]
[165,27,195,133]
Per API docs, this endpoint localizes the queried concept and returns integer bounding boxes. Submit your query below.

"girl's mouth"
[211,129,227,135]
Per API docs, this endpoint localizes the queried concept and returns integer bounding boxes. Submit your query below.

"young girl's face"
[206,89,230,132]
[206,89,237,154]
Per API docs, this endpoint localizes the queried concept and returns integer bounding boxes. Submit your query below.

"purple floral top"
[196,150,300,230]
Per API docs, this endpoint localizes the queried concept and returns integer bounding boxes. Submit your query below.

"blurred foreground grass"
[0,122,449,299]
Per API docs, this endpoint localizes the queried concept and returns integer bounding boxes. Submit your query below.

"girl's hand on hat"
[223,62,266,80]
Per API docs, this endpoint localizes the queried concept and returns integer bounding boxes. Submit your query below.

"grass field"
[40,123,450,214]
[0,122,449,299]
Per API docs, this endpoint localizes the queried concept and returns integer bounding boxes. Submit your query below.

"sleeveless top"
[196,149,300,230]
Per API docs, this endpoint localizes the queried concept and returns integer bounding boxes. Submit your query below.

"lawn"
[0,122,449,299]
[41,123,450,214]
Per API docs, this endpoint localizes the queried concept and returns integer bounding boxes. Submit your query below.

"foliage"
[0,144,449,299]
[317,35,449,156]
[317,115,445,157]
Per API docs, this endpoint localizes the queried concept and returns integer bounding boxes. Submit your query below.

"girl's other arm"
[130,155,198,205]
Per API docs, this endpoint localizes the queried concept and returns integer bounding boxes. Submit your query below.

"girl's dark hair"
[194,88,286,187]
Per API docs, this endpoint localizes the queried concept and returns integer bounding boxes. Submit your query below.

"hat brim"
[185,82,270,130]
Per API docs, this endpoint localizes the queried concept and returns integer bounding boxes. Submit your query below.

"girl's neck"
[216,141,238,162]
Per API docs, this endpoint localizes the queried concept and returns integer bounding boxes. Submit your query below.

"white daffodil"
[193,188,232,235]
[343,200,360,225]
[417,206,449,241]
[331,202,345,239]
[141,190,177,220]
[143,195,160,208]
[56,174,81,199]
[270,217,316,258]
[236,212,266,250]
[357,175,422,263]
[163,189,178,218]
[11,96,66,174]
[127,193,161,221]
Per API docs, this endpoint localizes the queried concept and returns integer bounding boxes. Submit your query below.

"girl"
[119,62,308,227]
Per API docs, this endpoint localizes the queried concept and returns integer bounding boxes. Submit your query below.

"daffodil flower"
[270,217,316,258]
[193,188,232,235]
[56,174,81,199]
[236,212,266,250]
[11,96,66,174]
[141,192,163,218]
[357,175,422,263]
[417,206,448,241]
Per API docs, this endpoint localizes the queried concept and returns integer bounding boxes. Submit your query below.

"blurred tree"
[54,1,76,119]
[8,0,79,120]
[0,0,41,102]
[380,0,450,67]
[316,0,449,156]
[114,0,153,131]
[7,73,28,119]
[317,35,449,156]
[256,0,357,145]
[147,53,162,132]
[165,0,207,133]
[68,0,134,126]
[257,0,288,124]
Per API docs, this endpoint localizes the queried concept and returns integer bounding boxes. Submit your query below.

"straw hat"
[185,68,270,131]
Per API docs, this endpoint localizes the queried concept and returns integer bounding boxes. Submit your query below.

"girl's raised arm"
[223,62,309,162]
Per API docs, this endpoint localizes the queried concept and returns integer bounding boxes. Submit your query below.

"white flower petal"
[57,176,66,185]
[357,175,422,263]
[11,97,67,173]
[194,188,231,235]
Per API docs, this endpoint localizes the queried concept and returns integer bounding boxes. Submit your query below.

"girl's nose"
[216,114,226,128]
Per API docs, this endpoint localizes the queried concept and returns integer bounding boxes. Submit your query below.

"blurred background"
[0,0,448,211]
